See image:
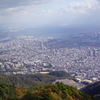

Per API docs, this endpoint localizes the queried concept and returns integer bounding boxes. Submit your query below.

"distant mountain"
[81,81,100,98]
[44,32,100,49]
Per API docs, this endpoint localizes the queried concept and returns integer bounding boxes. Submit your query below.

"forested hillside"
[81,81,100,98]
[0,71,99,100]
[0,82,98,100]
[0,71,74,87]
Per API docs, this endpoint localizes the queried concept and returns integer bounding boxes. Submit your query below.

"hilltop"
[0,82,98,100]
[0,71,75,87]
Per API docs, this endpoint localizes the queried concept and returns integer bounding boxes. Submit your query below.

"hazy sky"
[0,0,100,27]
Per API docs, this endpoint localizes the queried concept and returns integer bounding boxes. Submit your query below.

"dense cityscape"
[0,33,100,85]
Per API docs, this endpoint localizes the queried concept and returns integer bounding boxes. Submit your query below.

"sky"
[0,0,100,37]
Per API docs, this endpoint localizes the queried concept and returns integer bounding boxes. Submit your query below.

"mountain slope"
[0,71,74,87]
[81,81,100,98]
[0,82,98,100]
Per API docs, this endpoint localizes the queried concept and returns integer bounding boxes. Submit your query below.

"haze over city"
[0,0,100,37]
